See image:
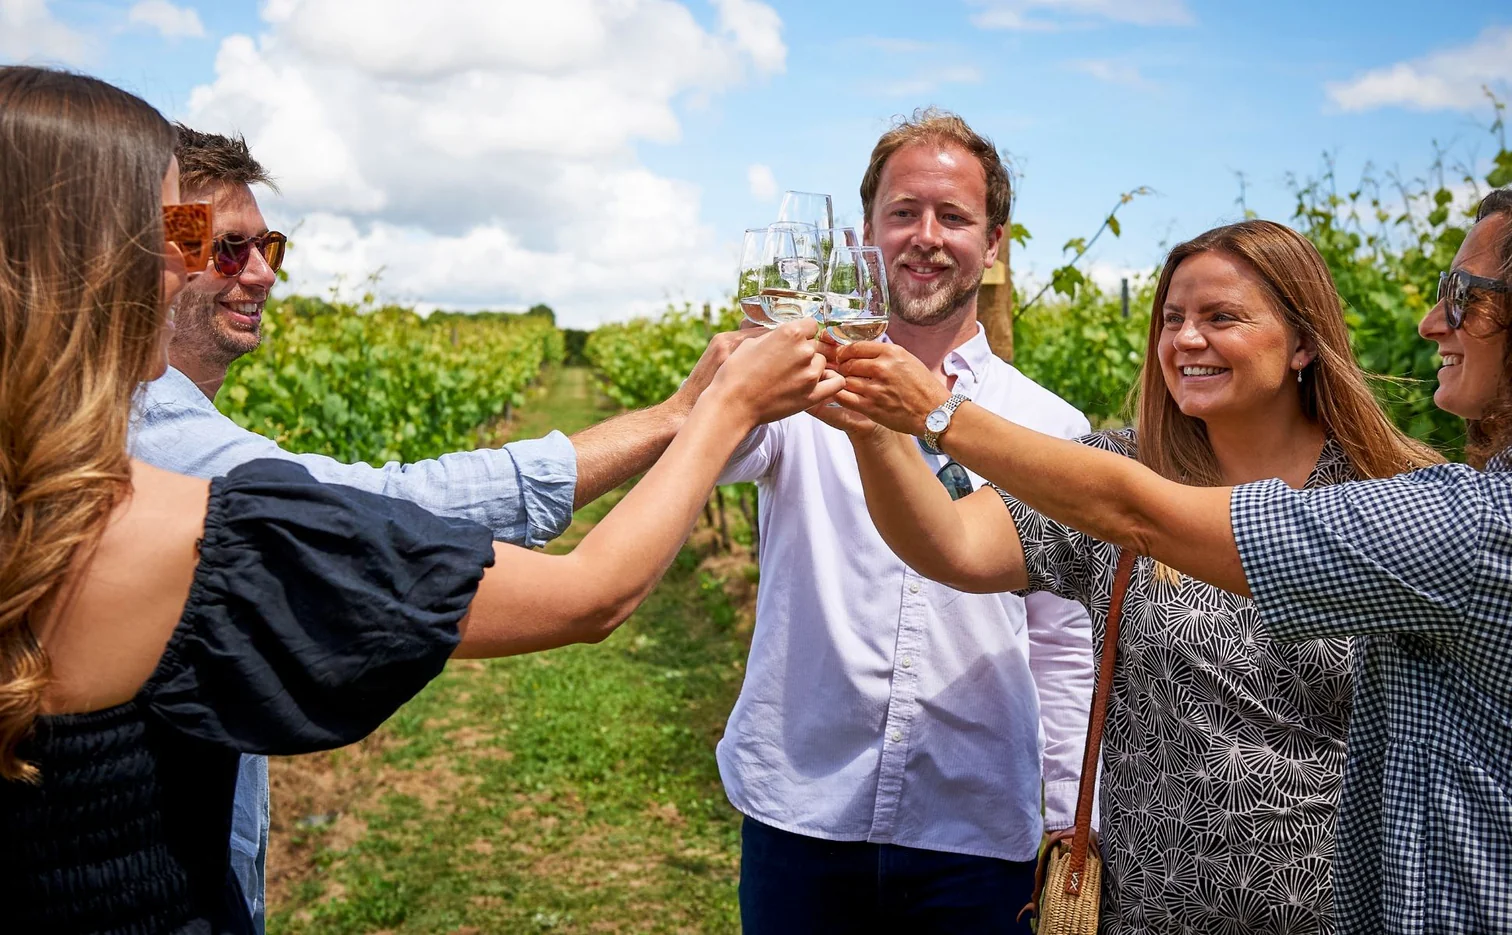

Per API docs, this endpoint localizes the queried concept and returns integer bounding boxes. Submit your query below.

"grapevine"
[218,297,563,464]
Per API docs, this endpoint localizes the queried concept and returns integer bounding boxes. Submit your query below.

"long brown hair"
[1465,188,1512,468]
[1131,220,1442,484]
[0,67,176,782]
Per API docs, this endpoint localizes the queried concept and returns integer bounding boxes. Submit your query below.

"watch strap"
[921,392,968,454]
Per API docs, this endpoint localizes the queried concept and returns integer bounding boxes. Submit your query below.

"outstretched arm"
[457,322,843,657]
[567,331,758,509]
[835,342,1247,595]
[815,402,1029,592]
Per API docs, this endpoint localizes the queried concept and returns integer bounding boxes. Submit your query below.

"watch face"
[926,409,950,433]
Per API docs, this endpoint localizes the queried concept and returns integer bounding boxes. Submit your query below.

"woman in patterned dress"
[832,197,1512,935]
[817,220,1440,933]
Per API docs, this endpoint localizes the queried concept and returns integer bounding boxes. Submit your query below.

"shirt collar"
[879,322,991,396]
[145,365,218,410]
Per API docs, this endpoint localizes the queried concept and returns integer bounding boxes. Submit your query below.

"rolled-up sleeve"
[718,422,782,486]
[1231,465,1487,642]
[132,397,577,547]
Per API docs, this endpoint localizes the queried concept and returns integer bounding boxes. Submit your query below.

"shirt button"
[908,582,921,594]
[890,730,903,743]
[901,656,912,669]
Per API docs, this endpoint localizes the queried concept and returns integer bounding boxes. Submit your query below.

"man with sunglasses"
[717,110,1095,933]
[132,126,757,933]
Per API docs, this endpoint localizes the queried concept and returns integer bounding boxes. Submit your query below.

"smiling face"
[168,181,277,377]
[866,141,1001,327]
[1418,212,1510,420]
[1157,249,1314,426]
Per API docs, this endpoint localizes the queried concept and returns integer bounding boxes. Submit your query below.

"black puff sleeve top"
[0,460,497,935]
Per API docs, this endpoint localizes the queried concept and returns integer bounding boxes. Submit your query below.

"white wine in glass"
[737,225,823,328]
[822,244,890,345]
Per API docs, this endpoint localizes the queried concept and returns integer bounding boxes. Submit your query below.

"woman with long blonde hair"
[815,219,1440,933]
[0,66,839,933]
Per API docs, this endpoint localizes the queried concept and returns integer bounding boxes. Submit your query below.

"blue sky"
[5,0,1510,326]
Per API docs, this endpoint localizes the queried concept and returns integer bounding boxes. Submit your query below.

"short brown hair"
[173,123,277,198]
[1465,187,1512,467]
[1132,220,1442,485]
[859,108,1012,231]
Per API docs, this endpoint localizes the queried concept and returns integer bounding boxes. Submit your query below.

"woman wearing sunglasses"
[825,220,1440,933]
[834,196,1512,933]
[0,66,840,934]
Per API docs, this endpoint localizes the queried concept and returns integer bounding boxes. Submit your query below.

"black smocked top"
[0,460,496,935]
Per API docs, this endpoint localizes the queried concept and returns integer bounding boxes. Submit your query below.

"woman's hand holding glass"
[708,319,845,427]
[833,341,952,438]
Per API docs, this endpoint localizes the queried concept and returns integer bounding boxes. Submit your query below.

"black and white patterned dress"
[997,430,1354,934]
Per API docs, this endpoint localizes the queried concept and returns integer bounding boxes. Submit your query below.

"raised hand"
[710,320,844,427]
[834,341,950,436]
[669,329,762,416]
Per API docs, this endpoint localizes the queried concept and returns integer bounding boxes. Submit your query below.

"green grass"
[267,366,753,934]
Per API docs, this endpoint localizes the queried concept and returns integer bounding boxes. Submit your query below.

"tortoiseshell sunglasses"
[163,202,213,273]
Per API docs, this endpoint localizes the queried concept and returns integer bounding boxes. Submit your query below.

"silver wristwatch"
[920,393,968,454]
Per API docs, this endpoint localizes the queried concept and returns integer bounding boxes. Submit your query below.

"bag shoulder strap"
[1063,548,1136,894]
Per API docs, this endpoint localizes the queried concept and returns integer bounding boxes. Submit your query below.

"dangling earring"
[1297,368,1303,385]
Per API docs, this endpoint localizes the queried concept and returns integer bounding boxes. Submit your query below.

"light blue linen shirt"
[128,365,577,931]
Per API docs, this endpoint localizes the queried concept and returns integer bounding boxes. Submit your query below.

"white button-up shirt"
[716,325,1096,861]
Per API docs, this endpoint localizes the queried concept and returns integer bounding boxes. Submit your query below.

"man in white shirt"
[719,109,1095,933]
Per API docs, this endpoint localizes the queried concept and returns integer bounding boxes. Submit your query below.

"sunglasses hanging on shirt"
[936,460,973,501]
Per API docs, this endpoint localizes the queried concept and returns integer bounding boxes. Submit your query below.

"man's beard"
[888,250,981,327]
[169,288,262,371]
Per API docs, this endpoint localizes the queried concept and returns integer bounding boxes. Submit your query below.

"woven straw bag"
[1020,550,1135,935]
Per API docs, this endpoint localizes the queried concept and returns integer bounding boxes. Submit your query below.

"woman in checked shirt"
[819,220,1439,933]
[833,193,1512,935]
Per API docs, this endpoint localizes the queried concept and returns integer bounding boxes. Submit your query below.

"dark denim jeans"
[738,816,1037,935]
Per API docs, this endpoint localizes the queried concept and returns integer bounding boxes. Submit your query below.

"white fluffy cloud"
[968,0,1192,31]
[1067,59,1153,89]
[180,0,785,326]
[747,164,778,202]
[878,64,983,97]
[1326,26,1512,113]
[0,0,90,63]
[127,0,205,39]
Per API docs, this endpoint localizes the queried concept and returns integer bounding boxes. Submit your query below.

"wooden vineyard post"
[979,236,1013,362]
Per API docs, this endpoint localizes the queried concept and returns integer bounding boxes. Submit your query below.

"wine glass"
[822,244,889,345]
[813,227,860,277]
[737,224,824,329]
[777,191,835,236]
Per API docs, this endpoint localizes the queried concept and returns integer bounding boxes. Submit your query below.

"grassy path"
[267,366,754,935]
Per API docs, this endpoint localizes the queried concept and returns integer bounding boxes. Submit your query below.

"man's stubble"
[168,286,261,377]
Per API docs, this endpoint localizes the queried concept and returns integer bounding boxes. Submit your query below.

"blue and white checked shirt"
[1232,450,1512,935]
[129,365,578,930]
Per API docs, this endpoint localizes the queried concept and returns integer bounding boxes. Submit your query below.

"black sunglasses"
[1438,269,1510,329]
[936,461,973,501]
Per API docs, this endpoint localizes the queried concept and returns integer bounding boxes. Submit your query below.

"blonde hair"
[0,67,176,782]
[1131,220,1442,486]
[860,107,1013,230]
